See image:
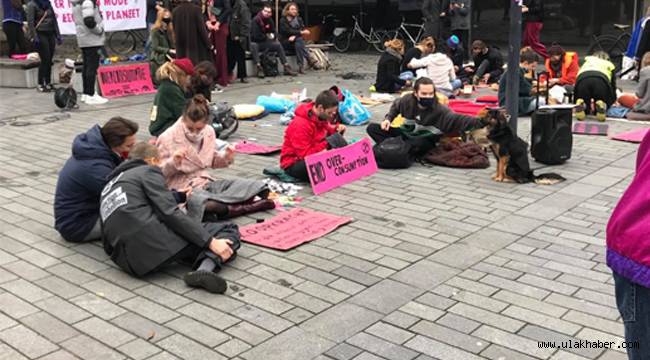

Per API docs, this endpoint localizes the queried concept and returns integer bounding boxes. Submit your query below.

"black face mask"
[418,97,435,108]
[163,18,172,24]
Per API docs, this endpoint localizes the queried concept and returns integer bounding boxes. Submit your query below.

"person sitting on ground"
[54,117,138,242]
[250,3,297,78]
[446,35,468,82]
[280,90,346,182]
[498,47,540,116]
[279,2,313,74]
[619,52,650,117]
[149,8,176,85]
[465,39,504,85]
[150,58,193,136]
[367,77,487,152]
[187,60,217,101]
[574,51,617,121]
[373,39,411,93]
[101,142,240,293]
[407,39,461,97]
[156,94,274,220]
[401,36,435,79]
[545,44,579,88]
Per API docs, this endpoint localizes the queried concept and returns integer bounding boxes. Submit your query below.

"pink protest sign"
[97,63,156,98]
[234,141,281,155]
[240,208,352,250]
[611,128,650,143]
[305,138,378,195]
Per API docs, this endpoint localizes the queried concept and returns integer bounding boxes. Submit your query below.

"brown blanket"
[424,141,490,169]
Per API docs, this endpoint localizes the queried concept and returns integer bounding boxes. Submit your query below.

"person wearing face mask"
[367,77,487,150]
[280,91,347,182]
[156,95,274,220]
[101,142,241,294]
[149,9,176,85]
[498,47,542,116]
[54,117,139,243]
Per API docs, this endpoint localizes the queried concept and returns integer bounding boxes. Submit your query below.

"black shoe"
[240,78,248,83]
[46,84,56,91]
[36,85,49,93]
[184,270,227,294]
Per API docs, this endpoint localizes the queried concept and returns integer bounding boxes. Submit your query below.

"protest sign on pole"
[51,0,147,36]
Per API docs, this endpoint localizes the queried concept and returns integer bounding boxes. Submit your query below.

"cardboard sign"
[234,141,281,155]
[305,138,377,195]
[240,208,352,250]
[611,128,650,143]
[51,0,147,35]
[97,63,155,98]
[573,122,609,136]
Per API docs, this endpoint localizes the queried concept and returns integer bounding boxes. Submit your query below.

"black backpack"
[373,137,413,169]
[54,87,78,110]
[261,52,280,77]
[208,102,239,140]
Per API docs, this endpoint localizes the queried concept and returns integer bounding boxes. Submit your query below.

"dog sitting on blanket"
[482,107,565,185]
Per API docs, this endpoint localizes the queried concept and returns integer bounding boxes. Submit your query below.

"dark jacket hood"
[72,125,119,163]
[108,159,149,180]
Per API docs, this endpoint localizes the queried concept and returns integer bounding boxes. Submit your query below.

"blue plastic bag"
[256,96,296,113]
[338,88,371,126]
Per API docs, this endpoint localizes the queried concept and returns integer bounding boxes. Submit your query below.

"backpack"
[261,52,279,77]
[209,102,239,140]
[373,137,413,169]
[308,48,330,70]
[54,87,78,110]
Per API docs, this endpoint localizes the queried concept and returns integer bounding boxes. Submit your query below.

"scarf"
[254,12,272,33]
[386,47,403,62]
[550,60,562,78]
[289,16,300,29]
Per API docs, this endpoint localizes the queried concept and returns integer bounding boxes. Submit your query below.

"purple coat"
[607,130,650,287]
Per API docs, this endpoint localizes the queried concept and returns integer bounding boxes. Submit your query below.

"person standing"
[26,0,60,92]
[441,0,470,56]
[173,0,213,66]
[421,0,442,40]
[3,0,28,56]
[227,0,250,83]
[72,0,109,105]
[279,2,312,74]
[149,8,176,85]
[205,0,232,87]
[522,0,547,59]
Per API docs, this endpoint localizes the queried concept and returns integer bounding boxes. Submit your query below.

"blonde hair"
[128,142,159,160]
[641,52,650,68]
[152,9,175,45]
[384,39,405,54]
[282,2,298,17]
[417,36,435,51]
[156,62,189,90]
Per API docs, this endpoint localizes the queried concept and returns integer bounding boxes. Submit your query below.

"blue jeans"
[613,271,650,360]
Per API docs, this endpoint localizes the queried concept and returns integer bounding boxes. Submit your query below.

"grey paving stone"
[120,296,179,323]
[70,293,127,320]
[365,322,415,345]
[517,324,602,359]
[326,343,364,360]
[34,275,87,299]
[74,316,136,348]
[0,292,40,318]
[350,279,422,314]
[226,321,273,346]
[216,338,252,358]
[492,290,569,318]
[133,285,192,310]
[0,324,59,358]
[241,326,335,360]
[404,335,483,360]
[176,302,240,331]
[332,266,381,286]
[390,261,459,290]
[232,304,293,334]
[34,296,92,324]
[21,311,80,343]
[37,349,81,360]
[488,215,545,236]
[479,344,538,360]
[236,274,296,298]
[156,334,226,360]
[382,311,421,330]
[301,303,383,342]
[347,332,419,360]
[428,244,492,270]
[473,325,555,359]
[0,343,28,360]
[284,291,332,313]
[1,278,53,302]
[448,303,524,333]
[502,306,582,336]
[451,290,508,313]
[411,319,488,354]
[235,287,295,314]
[81,278,136,303]
[117,339,162,360]
[166,316,230,347]
[435,313,481,334]
[110,312,174,342]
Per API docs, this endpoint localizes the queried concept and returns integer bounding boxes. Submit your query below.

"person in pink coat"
[607,129,650,359]
[156,94,274,220]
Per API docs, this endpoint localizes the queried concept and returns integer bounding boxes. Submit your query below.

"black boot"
[184,270,227,294]
[256,64,265,79]
[226,199,275,218]
[283,63,297,76]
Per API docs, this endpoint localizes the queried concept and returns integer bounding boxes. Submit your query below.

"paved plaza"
[0,53,646,360]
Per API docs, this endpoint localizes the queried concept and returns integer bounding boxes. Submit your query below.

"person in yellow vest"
[574,51,616,122]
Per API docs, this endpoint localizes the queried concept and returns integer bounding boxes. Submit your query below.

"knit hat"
[173,58,194,76]
[548,43,565,56]
[447,35,460,49]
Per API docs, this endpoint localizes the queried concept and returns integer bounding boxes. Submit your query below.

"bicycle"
[587,24,632,74]
[333,14,396,53]
[108,29,149,56]
[392,17,426,47]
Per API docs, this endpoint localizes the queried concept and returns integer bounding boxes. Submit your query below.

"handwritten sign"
[305,138,377,195]
[97,63,155,98]
[240,208,352,250]
[50,0,147,35]
[234,141,281,155]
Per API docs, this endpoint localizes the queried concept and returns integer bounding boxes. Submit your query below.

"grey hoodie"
[72,0,105,48]
[635,67,650,113]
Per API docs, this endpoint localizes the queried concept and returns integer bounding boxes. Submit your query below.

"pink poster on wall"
[239,208,352,250]
[97,63,156,98]
[305,138,378,195]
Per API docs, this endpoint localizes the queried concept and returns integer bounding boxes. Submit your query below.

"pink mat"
[234,141,281,155]
[611,128,650,143]
[573,122,609,136]
[239,208,352,250]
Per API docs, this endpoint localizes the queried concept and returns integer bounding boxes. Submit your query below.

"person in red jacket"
[280,90,346,181]
[545,44,579,88]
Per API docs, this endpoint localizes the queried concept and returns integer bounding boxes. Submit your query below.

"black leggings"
[82,46,102,96]
[367,123,402,145]
[227,37,247,79]
[284,160,309,181]
[36,31,56,86]
[4,21,27,56]
[574,76,615,113]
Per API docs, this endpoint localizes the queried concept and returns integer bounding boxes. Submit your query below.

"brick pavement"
[0,54,645,359]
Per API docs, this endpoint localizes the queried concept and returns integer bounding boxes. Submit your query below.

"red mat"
[239,208,352,250]
[234,141,281,155]
[448,100,489,116]
[611,128,650,143]
[475,95,499,104]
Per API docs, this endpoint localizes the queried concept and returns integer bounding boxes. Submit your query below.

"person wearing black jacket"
[421,0,442,40]
[279,2,312,73]
[367,77,487,149]
[522,0,547,59]
[374,39,410,93]
[250,4,297,78]
[173,0,213,66]
[465,40,504,85]
[101,143,241,294]
[26,0,61,92]
[227,0,251,83]
[401,37,435,77]
[204,0,232,87]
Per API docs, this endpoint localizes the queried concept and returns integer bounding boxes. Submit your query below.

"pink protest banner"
[97,63,155,98]
[240,208,352,250]
[234,141,281,155]
[611,128,650,143]
[305,138,377,195]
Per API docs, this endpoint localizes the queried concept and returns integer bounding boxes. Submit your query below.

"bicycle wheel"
[372,30,398,52]
[333,30,352,53]
[109,31,136,56]
[588,34,627,72]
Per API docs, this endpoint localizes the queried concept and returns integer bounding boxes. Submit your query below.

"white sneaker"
[80,94,88,102]
[84,94,108,105]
